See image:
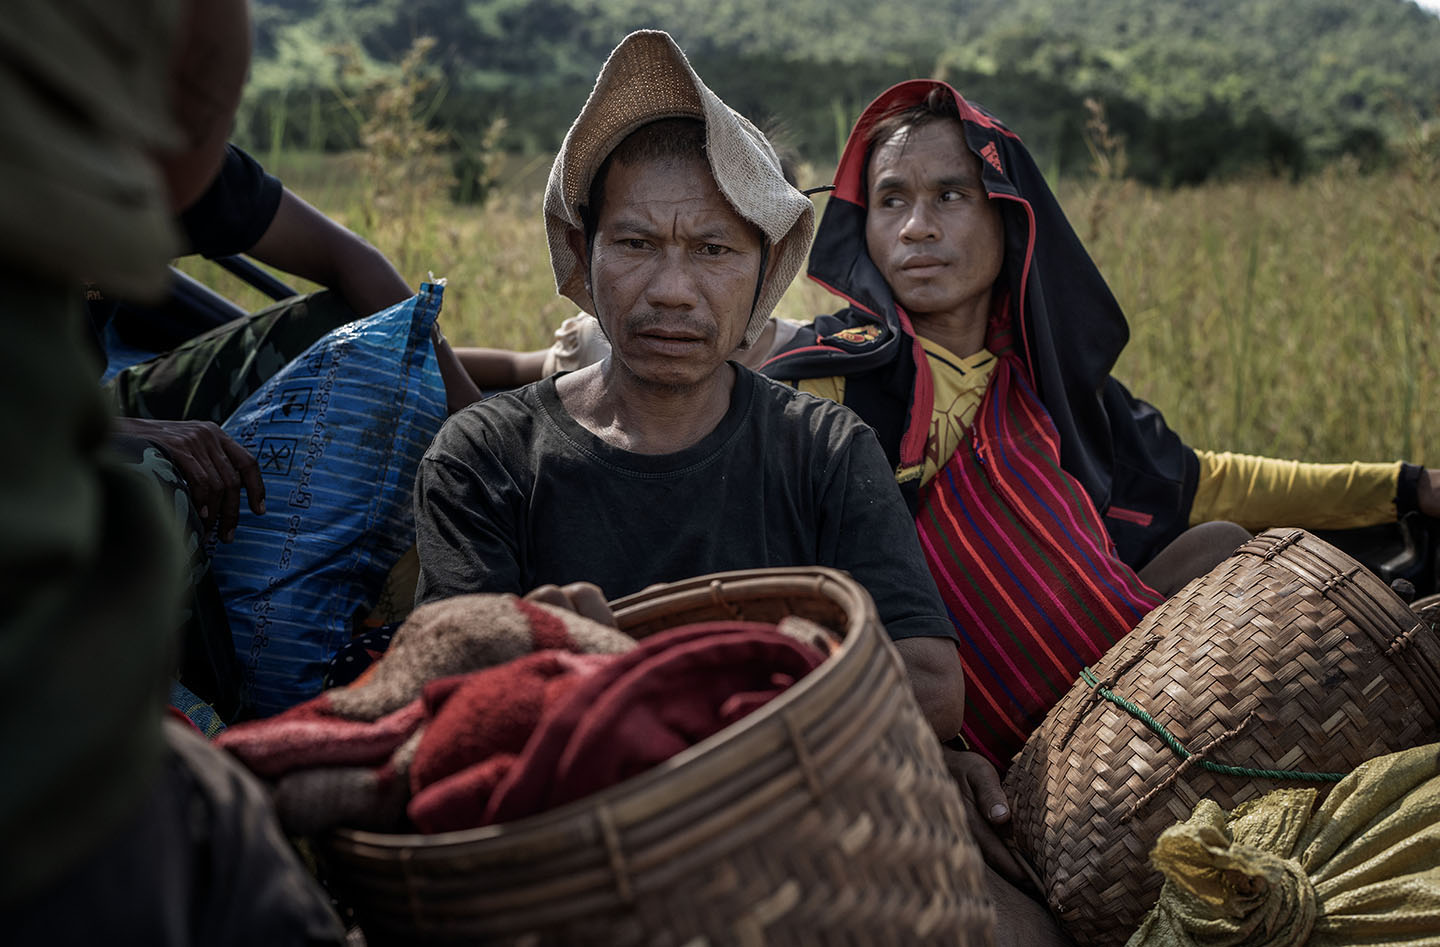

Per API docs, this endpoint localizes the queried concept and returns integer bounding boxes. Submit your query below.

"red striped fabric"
[916,353,1163,769]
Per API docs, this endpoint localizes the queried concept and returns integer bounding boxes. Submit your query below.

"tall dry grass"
[1079,148,1438,465]
[178,137,1438,468]
[175,150,838,350]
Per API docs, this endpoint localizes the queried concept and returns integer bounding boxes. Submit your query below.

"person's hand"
[112,417,265,542]
[943,746,1030,887]
[1418,468,1439,518]
[523,581,616,627]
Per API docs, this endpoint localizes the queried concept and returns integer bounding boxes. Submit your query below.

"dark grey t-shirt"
[413,365,956,643]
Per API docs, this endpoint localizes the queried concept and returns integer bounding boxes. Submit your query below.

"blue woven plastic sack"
[212,283,448,717]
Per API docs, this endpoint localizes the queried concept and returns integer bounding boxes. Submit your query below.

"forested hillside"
[242,0,1440,183]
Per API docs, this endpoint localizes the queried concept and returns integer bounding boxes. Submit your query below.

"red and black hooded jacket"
[763,80,1199,569]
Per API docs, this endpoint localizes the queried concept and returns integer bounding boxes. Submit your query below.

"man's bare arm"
[893,636,965,740]
[247,189,484,412]
[454,347,550,390]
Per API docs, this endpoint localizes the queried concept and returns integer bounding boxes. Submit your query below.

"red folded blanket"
[404,650,601,832]
[216,593,636,833]
[421,619,827,832]
[218,597,830,836]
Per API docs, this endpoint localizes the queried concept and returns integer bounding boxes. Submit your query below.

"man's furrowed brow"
[607,215,658,236]
[693,224,745,242]
[606,216,750,244]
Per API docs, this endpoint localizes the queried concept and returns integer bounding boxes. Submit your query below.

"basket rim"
[1240,529,1420,635]
[330,566,888,853]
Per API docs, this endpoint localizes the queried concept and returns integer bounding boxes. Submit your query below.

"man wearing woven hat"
[413,31,965,737]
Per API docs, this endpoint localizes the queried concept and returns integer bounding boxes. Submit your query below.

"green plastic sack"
[1127,743,1440,947]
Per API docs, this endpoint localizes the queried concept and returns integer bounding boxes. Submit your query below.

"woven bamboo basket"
[1003,528,1440,946]
[1414,591,1440,628]
[327,567,993,946]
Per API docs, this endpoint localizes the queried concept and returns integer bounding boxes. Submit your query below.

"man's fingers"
[523,585,568,610]
[943,748,1030,887]
[523,583,617,627]
[556,582,616,627]
[219,433,266,516]
[179,438,224,528]
[208,439,244,543]
[108,418,265,536]
[190,424,248,542]
[969,757,1011,824]
[199,426,263,542]
[943,748,1012,823]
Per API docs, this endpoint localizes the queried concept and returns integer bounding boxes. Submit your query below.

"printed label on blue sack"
[212,283,448,717]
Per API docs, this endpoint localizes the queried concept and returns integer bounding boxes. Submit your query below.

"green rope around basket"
[1078,667,1347,783]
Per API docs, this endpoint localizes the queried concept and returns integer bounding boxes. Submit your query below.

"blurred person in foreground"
[761,80,1440,895]
[0,0,342,941]
[412,31,967,742]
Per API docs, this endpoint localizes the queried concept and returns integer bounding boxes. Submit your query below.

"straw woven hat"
[543,30,815,348]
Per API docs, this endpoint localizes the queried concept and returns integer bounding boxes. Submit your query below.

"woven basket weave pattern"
[1004,529,1440,947]
[329,569,993,946]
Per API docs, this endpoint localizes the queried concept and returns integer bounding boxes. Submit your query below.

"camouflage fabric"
[104,290,357,423]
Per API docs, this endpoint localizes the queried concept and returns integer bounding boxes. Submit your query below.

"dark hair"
[862,86,965,194]
[580,117,708,247]
[578,116,799,248]
[577,114,785,323]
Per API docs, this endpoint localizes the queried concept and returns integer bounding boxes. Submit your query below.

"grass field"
[178,146,1439,468]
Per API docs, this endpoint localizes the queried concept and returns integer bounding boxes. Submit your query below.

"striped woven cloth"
[917,352,1163,768]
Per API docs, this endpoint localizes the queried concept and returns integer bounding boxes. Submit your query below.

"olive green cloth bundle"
[1128,742,1440,947]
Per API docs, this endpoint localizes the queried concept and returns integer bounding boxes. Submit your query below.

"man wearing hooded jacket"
[763,80,1440,885]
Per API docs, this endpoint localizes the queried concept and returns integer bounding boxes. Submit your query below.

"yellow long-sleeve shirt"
[1188,451,1399,530]
[798,337,1402,533]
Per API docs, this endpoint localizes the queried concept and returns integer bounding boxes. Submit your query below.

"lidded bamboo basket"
[327,567,994,946]
[1003,528,1440,946]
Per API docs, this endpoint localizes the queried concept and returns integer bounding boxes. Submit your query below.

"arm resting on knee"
[894,636,965,740]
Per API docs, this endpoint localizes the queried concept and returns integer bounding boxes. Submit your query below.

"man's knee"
[164,719,345,946]
[1139,521,1252,597]
[3,720,341,945]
